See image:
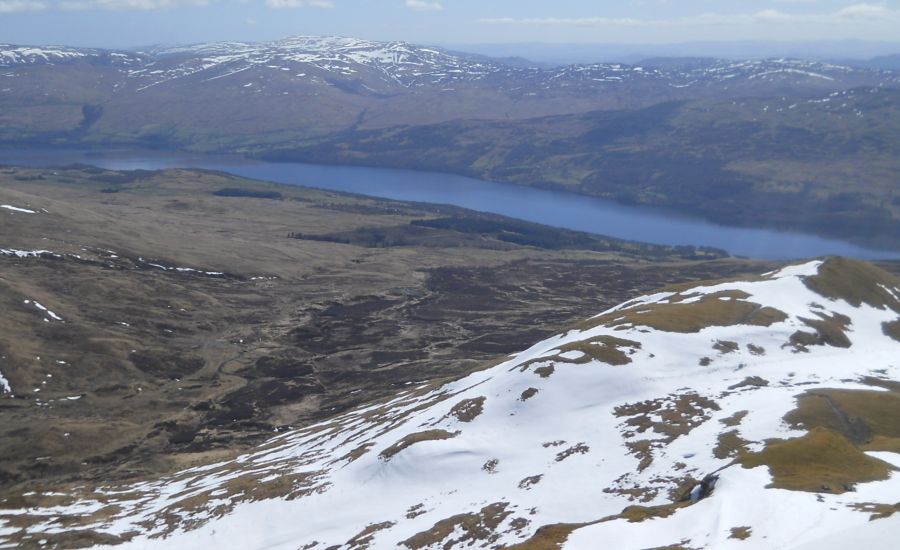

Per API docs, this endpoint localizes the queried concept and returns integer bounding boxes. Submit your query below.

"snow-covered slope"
[1,37,896,93]
[0,45,144,67]
[2,36,898,146]
[134,36,501,90]
[2,258,900,549]
[125,38,900,94]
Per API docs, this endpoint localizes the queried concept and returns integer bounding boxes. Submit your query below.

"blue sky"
[1,0,899,48]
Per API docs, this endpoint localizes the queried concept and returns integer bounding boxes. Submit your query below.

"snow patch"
[2,259,899,548]
[1,204,36,214]
[24,299,63,322]
[0,370,10,394]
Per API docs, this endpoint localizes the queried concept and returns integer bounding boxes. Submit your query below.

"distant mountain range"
[1,36,898,149]
[2,36,899,252]
[444,40,900,67]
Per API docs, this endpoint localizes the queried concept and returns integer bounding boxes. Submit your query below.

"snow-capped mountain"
[1,36,896,93]
[133,36,502,90]
[0,45,145,67]
[1,36,898,149]
[120,37,900,93]
[3,257,899,549]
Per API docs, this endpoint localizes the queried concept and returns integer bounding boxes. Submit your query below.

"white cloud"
[58,0,210,9]
[405,0,441,11]
[0,0,47,12]
[1,0,335,10]
[477,4,900,28]
[265,0,333,8]
[834,3,890,18]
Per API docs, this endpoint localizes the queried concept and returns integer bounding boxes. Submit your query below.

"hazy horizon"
[5,35,900,66]
[2,0,900,52]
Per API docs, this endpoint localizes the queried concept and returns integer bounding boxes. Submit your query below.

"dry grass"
[450,396,486,423]
[402,502,511,549]
[740,427,893,493]
[556,335,641,366]
[379,429,460,460]
[746,343,766,356]
[406,504,426,519]
[626,440,656,471]
[503,523,582,550]
[517,335,641,376]
[728,377,770,391]
[786,388,900,445]
[803,258,900,313]
[720,410,749,427]
[796,312,853,348]
[884,319,900,343]
[714,340,739,354]
[149,468,327,535]
[518,475,543,490]
[346,521,396,549]
[2,166,771,496]
[850,502,900,520]
[714,430,751,460]
[333,443,375,465]
[555,443,590,462]
[788,330,820,351]
[506,500,693,549]
[729,526,752,540]
[618,502,690,523]
[576,294,787,334]
[520,388,539,401]
[534,365,555,378]
[2,165,777,500]
[616,393,720,439]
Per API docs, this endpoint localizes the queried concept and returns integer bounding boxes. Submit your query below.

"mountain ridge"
[2,35,898,150]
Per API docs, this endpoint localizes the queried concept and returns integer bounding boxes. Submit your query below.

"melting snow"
[138,257,225,277]
[24,299,63,322]
[0,371,10,394]
[1,204,36,214]
[3,260,899,548]
[0,248,55,258]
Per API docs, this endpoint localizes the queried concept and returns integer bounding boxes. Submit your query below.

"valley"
[268,87,900,251]
[0,165,763,497]
[2,209,899,547]
[3,37,900,251]
[1,29,900,550]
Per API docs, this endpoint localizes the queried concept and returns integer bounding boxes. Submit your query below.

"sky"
[1,0,899,49]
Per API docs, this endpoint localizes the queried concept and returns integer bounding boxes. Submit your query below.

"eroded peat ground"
[0,165,781,493]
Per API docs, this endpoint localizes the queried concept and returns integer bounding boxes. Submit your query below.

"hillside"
[2,37,899,253]
[2,257,899,548]
[0,165,758,498]
[270,87,900,251]
[1,37,897,148]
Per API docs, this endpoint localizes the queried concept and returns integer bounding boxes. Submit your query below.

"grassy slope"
[2,60,897,250]
[0,166,768,492]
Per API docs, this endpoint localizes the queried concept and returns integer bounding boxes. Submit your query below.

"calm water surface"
[2,149,897,261]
